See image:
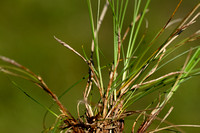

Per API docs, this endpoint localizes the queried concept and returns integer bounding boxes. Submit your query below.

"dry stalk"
[137,48,193,133]
[103,28,121,118]
[148,0,183,47]
[130,71,183,90]
[54,36,103,99]
[132,111,146,133]
[155,106,174,130]
[84,1,109,117]
[150,125,200,133]
[0,55,74,121]
[122,9,149,43]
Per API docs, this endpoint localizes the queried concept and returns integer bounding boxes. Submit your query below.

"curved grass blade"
[0,65,39,82]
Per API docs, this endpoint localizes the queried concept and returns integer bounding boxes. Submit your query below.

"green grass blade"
[87,0,104,90]
[157,46,200,71]
[184,48,200,76]
[156,47,200,111]
[59,76,88,99]
[11,81,58,118]
[42,75,88,130]
[128,0,150,57]
[122,0,150,82]
[120,0,129,30]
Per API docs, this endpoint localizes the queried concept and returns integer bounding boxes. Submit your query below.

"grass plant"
[0,0,200,132]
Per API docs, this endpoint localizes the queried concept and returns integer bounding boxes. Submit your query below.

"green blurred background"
[0,0,199,132]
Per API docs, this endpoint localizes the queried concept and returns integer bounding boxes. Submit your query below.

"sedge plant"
[0,0,200,132]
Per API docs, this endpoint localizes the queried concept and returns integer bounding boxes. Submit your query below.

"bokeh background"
[0,0,199,132]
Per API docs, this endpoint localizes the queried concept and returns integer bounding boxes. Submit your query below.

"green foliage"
[0,0,200,132]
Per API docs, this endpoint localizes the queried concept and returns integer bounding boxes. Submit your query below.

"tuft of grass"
[0,0,200,132]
